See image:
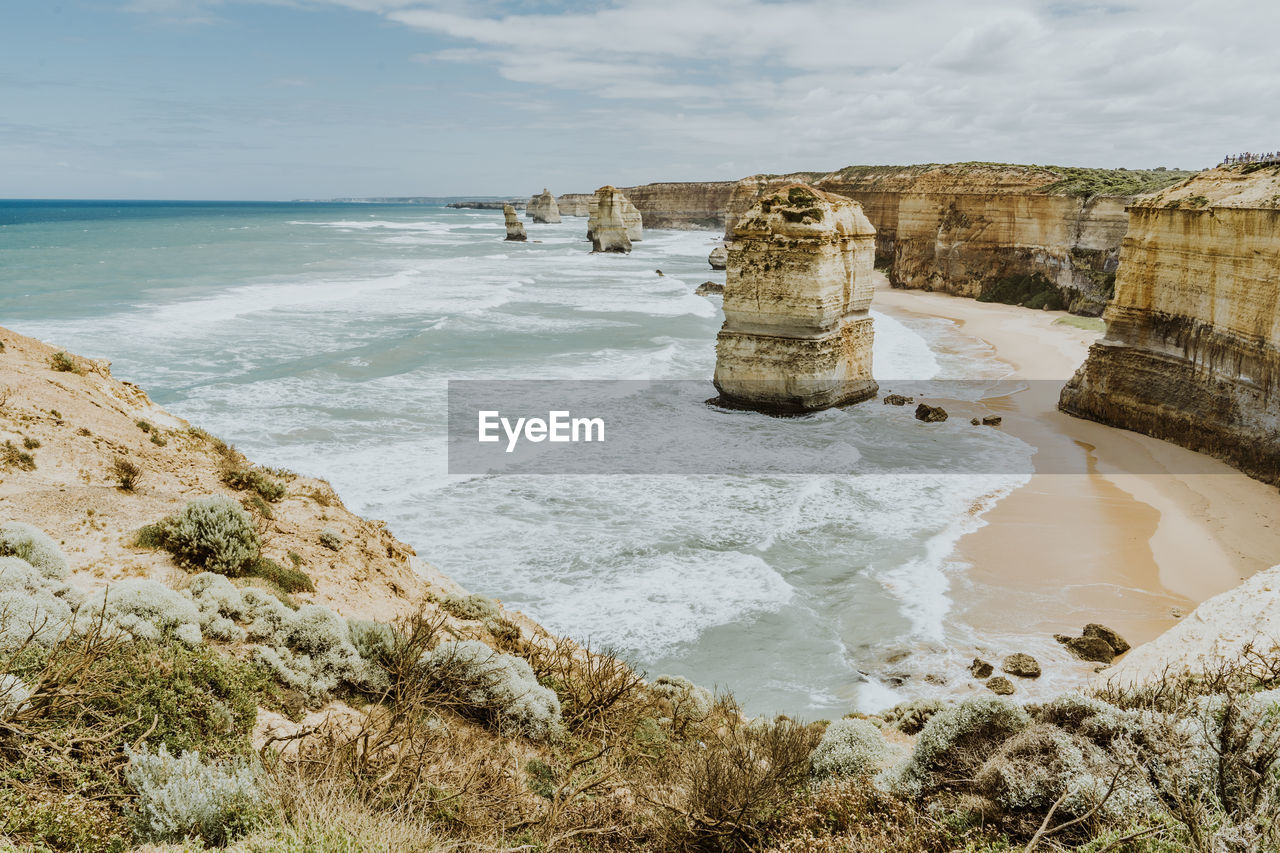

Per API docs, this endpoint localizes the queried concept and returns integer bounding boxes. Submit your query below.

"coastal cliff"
[1059,165,1280,485]
[725,164,1192,315]
[617,181,736,230]
[556,192,592,217]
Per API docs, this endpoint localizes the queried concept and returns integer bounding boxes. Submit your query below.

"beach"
[873,273,1280,655]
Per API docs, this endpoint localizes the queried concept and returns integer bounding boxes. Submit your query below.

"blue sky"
[2,0,1277,199]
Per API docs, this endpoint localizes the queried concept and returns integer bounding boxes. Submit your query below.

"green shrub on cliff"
[0,522,69,579]
[146,495,260,576]
[126,744,269,846]
[811,718,893,779]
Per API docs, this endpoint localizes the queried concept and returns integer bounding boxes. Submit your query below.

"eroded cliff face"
[617,181,736,230]
[1060,166,1280,485]
[724,164,1190,315]
[557,193,592,217]
[714,184,878,412]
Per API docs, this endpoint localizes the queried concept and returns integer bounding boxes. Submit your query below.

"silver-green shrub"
[882,697,948,735]
[811,718,891,779]
[651,674,714,727]
[248,602,370,703]
[883,695,1031,798]
[241,587,293,640]
[86,578,203,646]
[0,674,31,720]
[0,522,69,579]
[157,495,259,575]
[421,639,562,741]
[348,618,396,663]
[185,572,248,642]
[0,555,76,648]
[974,723,1103,815]
[440,593,498,621]
[125,744,268,845]
[318,528,343,551]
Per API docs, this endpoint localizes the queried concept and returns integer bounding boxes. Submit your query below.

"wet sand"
[872,274,1280,654]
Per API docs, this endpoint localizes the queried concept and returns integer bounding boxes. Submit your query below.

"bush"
[110,456,144,491]
[884,695,1031,798]
[86,578,203,646]
[974,724,1103,821]
[348,618,397,665]
[0,673,31,719]
[882,696,948,735]
[126,744,268,845]
[0,556,76,649]
[812,718,893,779]
[222,466,287,502]
[651,674,714,734]
[151,495,260,576]
[440,592,498,621]
[318,528,343,551]
[0,522,68,579]
[420,639,562,740]
[49,351,81,373]
[249,602,371,703]
[0,441,36,472]
[250,556,314,593]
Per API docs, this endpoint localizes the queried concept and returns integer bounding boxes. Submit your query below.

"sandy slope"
[872,275,1280,655]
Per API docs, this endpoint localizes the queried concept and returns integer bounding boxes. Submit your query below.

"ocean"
[0,199,1067,716]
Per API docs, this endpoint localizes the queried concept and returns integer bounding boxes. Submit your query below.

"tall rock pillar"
[527,188,561,223]
[713,184,879,412]
[502,204,527,241]
[589,186,642,253]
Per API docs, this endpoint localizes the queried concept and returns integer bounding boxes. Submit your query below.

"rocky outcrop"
[557,193,592,217]
[502,204,527,242]
[618,181,736,230]
[708,245,728,270]
[1102,563,1280,686]
[713,184,878,412]
[589,187,638,253]
[725,164,1193,316]
[1060,166,1280,485]
[588,187,642,251]
[526,188,561,223]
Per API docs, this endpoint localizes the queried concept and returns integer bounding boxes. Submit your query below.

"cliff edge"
[1060,165,1280,485]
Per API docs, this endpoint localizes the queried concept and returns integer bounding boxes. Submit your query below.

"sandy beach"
[872,273,1280,654]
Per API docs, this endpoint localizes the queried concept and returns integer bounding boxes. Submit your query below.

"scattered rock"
[1170,607,1184,618]
[971,415,1003,426]
[1001,653,1041,679]
[883,394,914,406]
[502,204,527,242]
[1064,636,1116,663]
[985,676,1015,695]
[655,270,664,276]
[970,658,994,679]
[914,403,948,423]
[526,188,561,223]
[695,281,724,296]
[708,245,728,270]
[1083,623,1130,654]
[924,673,947,685]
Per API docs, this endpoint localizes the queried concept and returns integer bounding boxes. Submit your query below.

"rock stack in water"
[587,186,643,250]
[526,188,561,224]
[503,204,527,242]
[589,186,642,253]
[713,184,879,413]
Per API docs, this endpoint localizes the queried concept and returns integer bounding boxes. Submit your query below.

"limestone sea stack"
[589,186,642,253]
[708,245,728,270]
[502,204,527,242]
[712,184,879,412]
[587,186,643,248]
[1059,165,1280,484]
[526,188,561,223]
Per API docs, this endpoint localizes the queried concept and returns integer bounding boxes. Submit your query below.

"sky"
[1,0,1277,199]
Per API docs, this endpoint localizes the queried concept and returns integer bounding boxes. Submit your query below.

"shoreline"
[872,274,1280,658]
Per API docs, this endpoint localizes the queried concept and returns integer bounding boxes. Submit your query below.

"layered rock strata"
[502,204,527,241]
[618,181,736,230]
[1060,165,1280,485]
[589,187,638,253]
[724,164,1191,315]
[588,186,642,251]
[556,193,592,217]
[713,184,878,412]
[526,188,561,223]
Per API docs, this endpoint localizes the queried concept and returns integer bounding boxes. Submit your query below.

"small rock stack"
[589,186,642,253]
[502,204,527,242]
[526,188,561,224]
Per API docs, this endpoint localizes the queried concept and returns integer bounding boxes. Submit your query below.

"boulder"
[695,281,724,296]
[526,188,561,224]
[1064,636,1116,663]
[971,415,1003,426]
[884,394,914,406]
[970,658,994,679]
[985,676,1015,695]
[502,204,527,242]
[712,184,878,413]
[915,403,948,423]
[1001,653,1041,679]
[708,245,728,270]
[1083,623,1130,654]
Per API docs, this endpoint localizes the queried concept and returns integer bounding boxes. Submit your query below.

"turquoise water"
[2,200,1056,716]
